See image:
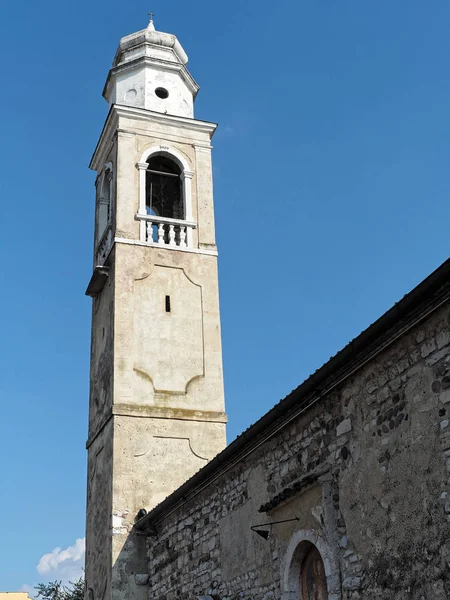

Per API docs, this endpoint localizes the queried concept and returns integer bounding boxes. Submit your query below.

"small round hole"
[155,87,169,99]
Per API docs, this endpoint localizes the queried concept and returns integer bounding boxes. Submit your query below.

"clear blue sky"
[2,0,450,590]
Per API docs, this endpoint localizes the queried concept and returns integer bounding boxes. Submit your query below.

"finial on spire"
[147,11,156,32]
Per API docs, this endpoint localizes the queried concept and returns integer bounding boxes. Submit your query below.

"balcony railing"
[136,214,196,248]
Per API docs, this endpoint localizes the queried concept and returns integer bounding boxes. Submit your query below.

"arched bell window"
[96,163,113,244]
[137,148,194,248]
[145,155,184,220]
[300,544,328,600]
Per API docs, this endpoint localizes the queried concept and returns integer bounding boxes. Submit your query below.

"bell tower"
[85,16,227,600]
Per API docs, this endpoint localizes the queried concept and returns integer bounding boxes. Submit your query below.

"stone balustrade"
[137,214,196,248]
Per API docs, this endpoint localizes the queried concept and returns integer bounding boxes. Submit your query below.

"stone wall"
[144,297,450,600]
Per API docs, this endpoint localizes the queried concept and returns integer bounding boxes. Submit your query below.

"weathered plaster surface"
[114,244,225,411]
[88,258,114,436]
[85,420,113,600]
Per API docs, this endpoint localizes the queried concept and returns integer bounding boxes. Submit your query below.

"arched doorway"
[282,530,340,600]
[300,543,328,600]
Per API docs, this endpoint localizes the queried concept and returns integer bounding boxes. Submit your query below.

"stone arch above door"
[281,529,341,600]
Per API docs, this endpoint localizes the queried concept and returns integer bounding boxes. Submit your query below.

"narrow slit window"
[165,295,171,313]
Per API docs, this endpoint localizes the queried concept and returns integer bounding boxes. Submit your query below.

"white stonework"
[103,17,198,117]
[85,18,226,600]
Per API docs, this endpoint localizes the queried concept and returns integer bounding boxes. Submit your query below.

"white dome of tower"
[103,16,199,117]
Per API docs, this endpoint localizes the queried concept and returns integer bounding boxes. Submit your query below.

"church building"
[85,17,450,600]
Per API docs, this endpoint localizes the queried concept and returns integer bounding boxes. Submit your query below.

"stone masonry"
[135,261,450,600]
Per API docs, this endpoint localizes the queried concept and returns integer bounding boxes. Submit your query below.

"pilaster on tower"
[85,17,227,600]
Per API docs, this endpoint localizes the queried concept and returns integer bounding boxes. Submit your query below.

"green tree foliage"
[35,577,84,600]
